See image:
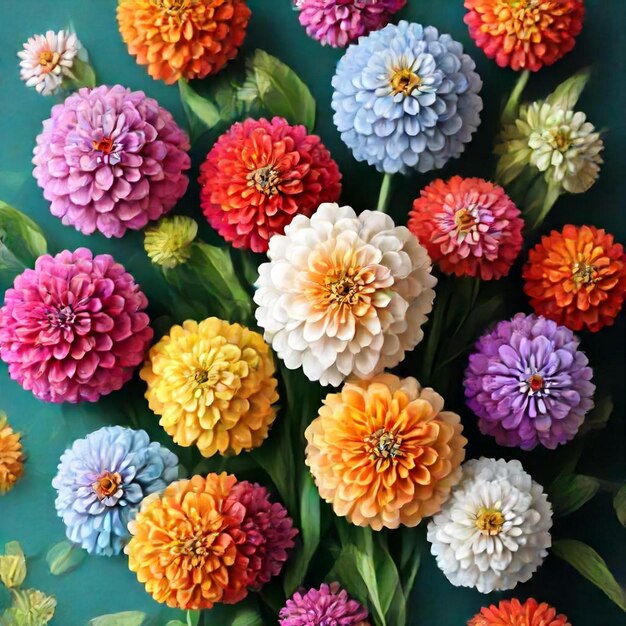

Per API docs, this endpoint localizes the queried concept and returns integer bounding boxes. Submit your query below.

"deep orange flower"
[305,374,466,530]
[468,598,571,626]
[523,225,626,332]
[117,0,251,84]
[125,473,249,609]
[464,0,584,72]
[0,412,24,495]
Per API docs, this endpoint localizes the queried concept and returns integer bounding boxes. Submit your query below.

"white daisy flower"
[18,30,83,96]
[254,203,436,386]
[427,457,553,593]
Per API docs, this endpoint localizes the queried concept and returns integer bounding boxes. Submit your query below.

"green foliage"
[614,485,626,527]
[552,539,626,612]
[45,541,86,576]
[201,599,264,625]
[87,612,147,626]
[546,68,591,110]
[578,396,613,436]
[548,473,599,517]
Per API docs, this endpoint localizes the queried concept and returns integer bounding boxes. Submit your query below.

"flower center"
[326,273,360,304]
[454,208,478,234]
[365,428,404,467]
[390,68,422,96]
[92,136,115,155]
[48,305,76,329]
[153,0,190,15]
[549,129,572,152]
[174,534,212,567]
[572,261,598,286]
[475,508,505,535]
[249,165,281,196]
[527,373,544,393]
[93,471,122,501]
[39,50,60,71]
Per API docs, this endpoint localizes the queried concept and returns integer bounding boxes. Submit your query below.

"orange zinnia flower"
[117,0,251,84]
[468,598,571,626]
[305,374,466,530]
[125,473,249,609]
[523,225,626,332]
[464,0,584,72]
[0,412,24,495]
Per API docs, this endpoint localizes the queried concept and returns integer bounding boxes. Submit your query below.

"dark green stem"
[377,173,394,213]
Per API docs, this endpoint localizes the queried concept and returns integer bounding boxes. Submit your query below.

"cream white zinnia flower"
[427,457,553,593]
[18,30,83,96]
[254,203,436,386]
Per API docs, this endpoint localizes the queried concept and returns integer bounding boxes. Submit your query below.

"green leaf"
[165,622,186,626]
[552,539,626,611]
[529,179,562,231]
[501,69,530,125]
[202,600,264,625]
[239,50,316,130]
[398,526,425,597]
[578,396,613,436]
[45,541,86,576]
[548,474,599,517]
[546,68,591,110]
[0,541,27,589]
[283,472,321,596]
[66,56,97,89]
[178,79,221,141]
[186,610,200,626]
[87,612,147,626]
[614,485,626,527]
[0,201,47,289]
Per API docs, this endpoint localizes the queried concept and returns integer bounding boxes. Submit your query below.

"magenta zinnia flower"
[33,85,190,238]
[295,0,406,48]
[0,248,153,403]
[464,313,595,450]
[279,582,370,625]
[228,480,297,590]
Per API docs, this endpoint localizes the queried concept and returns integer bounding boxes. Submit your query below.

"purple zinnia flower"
[52,426,179,556]
[464,313,595,450]
[279,582,370,625]
[0,248,153,403]
[33,84,190,238]
[295,0,406,48]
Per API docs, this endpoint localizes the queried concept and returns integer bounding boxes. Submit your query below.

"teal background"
[0,1,624,624]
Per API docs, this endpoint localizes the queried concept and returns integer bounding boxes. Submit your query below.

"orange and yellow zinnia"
[305,374,466,530]
[141,318,278,458]
[125,473,249,609]
[117,0,251,84]
[523,225,626,332]
[468,598,571,626]
[0,412,24,495]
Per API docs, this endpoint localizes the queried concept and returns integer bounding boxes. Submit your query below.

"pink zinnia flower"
[408,176,523,280]
[228,480,297,590]
[295,0,406,48]
[0,248,153,403]
[33,85,190,238]
[280,582,370,625]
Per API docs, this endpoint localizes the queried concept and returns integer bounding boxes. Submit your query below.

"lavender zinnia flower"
[33,84,190,238]
[295,0,406,48]
[464,313,595,450]
[279,582,370,625]
[332,21,482,174]
[52,426,179,556]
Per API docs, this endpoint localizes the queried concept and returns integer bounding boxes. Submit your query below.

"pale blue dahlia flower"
[52,426,179,556]
[332,21,483,174]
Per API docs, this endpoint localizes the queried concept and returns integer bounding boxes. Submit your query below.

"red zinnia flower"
[523,225,626,332]
[464,0,585,72]
[408,176,523,280]
[468,597,571,626]
[199,117,342,252]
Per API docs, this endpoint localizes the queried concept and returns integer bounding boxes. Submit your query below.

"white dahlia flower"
[254,203,436,386]
[18,30,83,96]
[426,457,553,593]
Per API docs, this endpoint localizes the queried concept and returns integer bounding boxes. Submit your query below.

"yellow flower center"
[249,165,281,196]
[475,508,505,535]
[39,50,60,71]
[390,68,422,96]
[326,272,361,305]
[572,261,598,286]
[93,471,122,500]
[365,428,404,468]
[549,129,572,152]
[153,0,190,16]
[173,534,214,568]
[454,208,477,234]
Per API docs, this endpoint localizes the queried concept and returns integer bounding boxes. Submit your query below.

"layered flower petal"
[144,215,198,268]
[468,597,571,626]
[0,414,25,495]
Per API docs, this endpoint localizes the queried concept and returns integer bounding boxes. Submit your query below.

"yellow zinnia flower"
[141,318,279,457]
[0,412,25,495]
[144,215,198,269]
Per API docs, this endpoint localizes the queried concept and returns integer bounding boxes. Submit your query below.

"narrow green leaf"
[240,50,316,130]
[552,539,626,611]
[548,474,599,517]
[186,610,200,626]
[501,69,530,125]
[578,396,613,436]
[399,526,425,597]
[546,68,591,109]
[46,540,86,576]
[165,622,186,626]
[87,612,146,626]
[614,485,626,527]
[66,56,97,89]
[178,79,221,141]
[530,179,562,231]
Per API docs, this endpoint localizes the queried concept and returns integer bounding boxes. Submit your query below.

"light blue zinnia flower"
[52,426,179,556]
[332,21,483,174]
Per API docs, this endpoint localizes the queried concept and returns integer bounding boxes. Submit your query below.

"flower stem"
[502,69,530,125]
[376,173,394,213]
